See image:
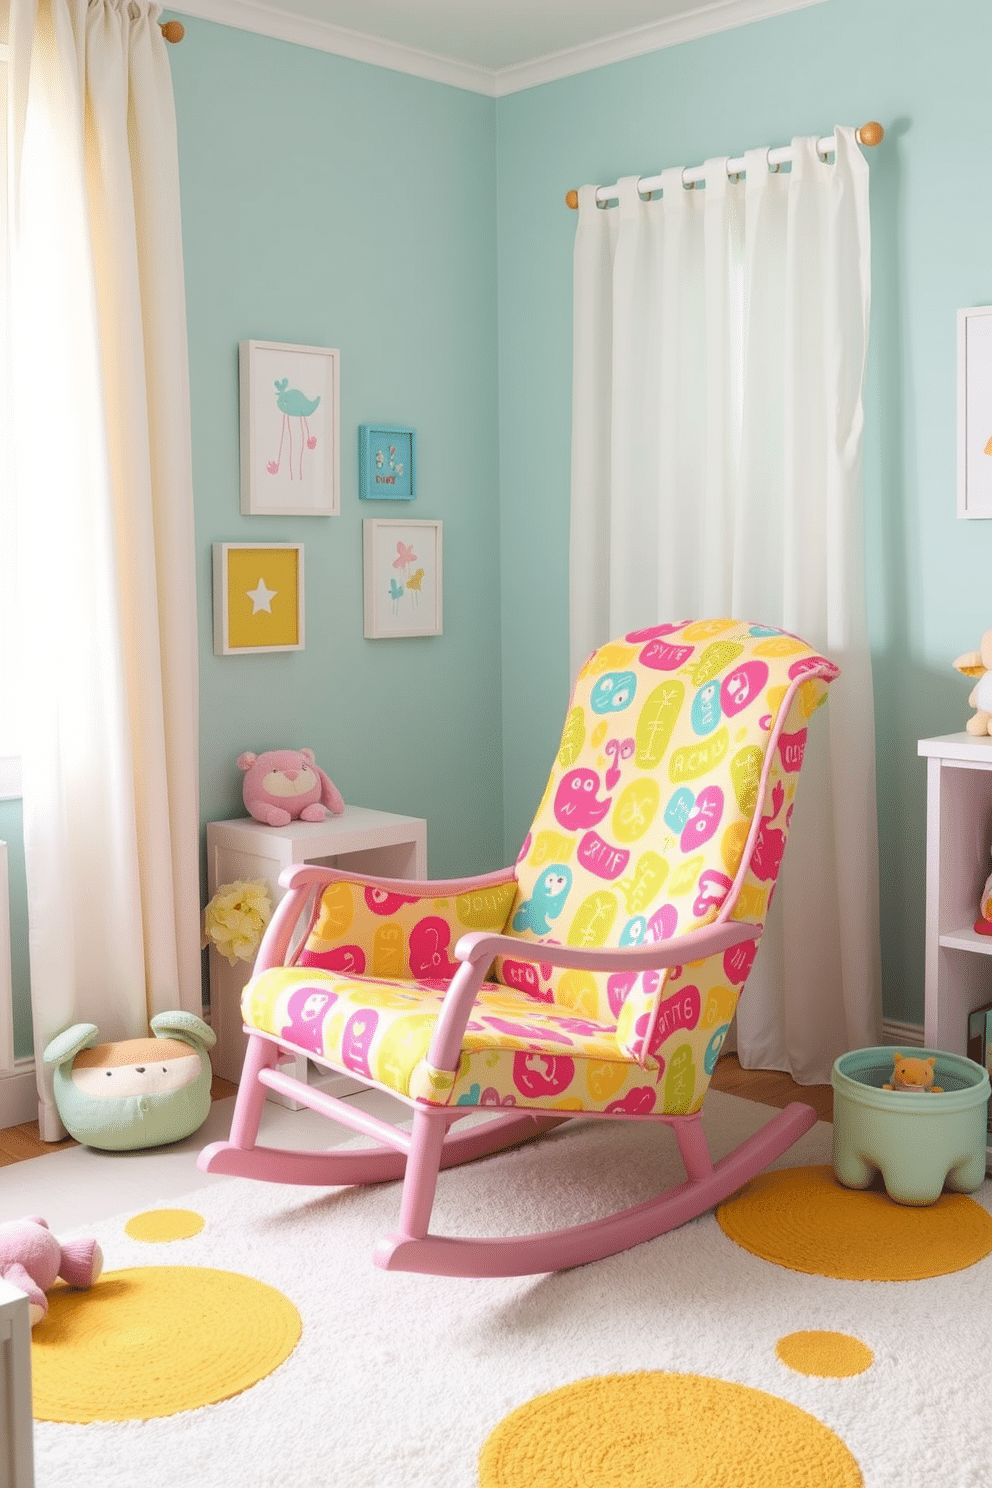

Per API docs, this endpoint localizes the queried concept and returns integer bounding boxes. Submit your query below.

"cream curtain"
[570,129,882,1083]
[10,0,200,1137]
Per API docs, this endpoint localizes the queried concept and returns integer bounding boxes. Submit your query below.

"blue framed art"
[359,424,416,501]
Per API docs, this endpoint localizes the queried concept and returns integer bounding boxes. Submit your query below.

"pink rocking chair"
[199,620,838,1277]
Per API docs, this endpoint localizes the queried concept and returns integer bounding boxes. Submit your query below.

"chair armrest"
[252,879,321,974]
[252,863,518,976]
[453,919,760,973]
[425,919,761,1075]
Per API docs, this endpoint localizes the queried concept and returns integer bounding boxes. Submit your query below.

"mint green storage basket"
[831,1046,990,1206]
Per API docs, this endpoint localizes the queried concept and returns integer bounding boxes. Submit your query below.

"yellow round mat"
[125,1209,205,1242]
[776,1331,874,1378]
[32,1267,301,1422]
[478,1372,862,1488]
[717,1165,992,1280]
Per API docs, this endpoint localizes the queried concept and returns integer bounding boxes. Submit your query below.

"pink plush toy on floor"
[0,1217,103,1326]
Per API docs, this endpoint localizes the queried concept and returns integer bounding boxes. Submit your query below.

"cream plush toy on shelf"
[953,631,992,735]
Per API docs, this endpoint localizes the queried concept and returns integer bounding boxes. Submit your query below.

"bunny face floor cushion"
[0,1217,103,1326]
[43,1011,216,1151]
[238,747,345,827]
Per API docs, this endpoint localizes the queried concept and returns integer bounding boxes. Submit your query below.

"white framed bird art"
[239,339,340,516]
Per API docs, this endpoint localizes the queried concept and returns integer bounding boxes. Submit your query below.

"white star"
[247,577,277,614]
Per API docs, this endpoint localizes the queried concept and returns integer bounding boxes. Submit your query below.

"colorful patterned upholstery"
[240,621,837,1117]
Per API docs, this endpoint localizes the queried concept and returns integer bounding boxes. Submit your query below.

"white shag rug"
[32,1091,992,1487]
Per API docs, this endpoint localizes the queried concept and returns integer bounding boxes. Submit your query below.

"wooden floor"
[0,1059,830,1166]
[709,1053,833,1122]
[0,1074,240,1167]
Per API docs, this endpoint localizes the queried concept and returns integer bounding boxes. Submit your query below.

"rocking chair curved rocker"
[199,619,838,1277]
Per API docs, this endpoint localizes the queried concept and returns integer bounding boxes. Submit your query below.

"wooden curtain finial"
[160,19,185,42]
[856,121,884,147]
[564,189,580,210]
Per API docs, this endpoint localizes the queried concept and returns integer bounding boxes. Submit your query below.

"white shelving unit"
[918,732,992,1167]
[206,807,427,1090]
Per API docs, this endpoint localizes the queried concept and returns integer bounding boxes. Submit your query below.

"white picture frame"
[239,340,340,516]
[363,519,442,638]
[958,306,992,519]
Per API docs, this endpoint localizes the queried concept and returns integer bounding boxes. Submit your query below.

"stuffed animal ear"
[954,650,985,678]
[150,1010,217,1052]
[981,632,992,670]
[237,751,258,773]
[316,766,345,815]
[299,747,316,763]
[43,1024,99,1069]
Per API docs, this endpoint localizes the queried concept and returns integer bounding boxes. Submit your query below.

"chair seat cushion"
[242,968,701,1114]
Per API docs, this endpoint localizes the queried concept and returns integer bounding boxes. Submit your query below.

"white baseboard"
[881,1019,925,1047]
[0,1065,37,1130]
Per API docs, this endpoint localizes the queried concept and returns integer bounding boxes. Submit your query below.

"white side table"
[206,807,427,1091]
[0,1279,34,1488]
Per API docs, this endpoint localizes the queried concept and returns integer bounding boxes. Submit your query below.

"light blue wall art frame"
[359,424,416,500]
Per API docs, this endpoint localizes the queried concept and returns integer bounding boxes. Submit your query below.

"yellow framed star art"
[212,543,305,655]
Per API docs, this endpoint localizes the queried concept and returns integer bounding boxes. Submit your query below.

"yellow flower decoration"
[202,879,272,966]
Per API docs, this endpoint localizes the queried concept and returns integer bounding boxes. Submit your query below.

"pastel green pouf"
[832,1047,990,1205]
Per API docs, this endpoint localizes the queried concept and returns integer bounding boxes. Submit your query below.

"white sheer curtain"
[570,128,881,1083]
[9,0,200,1137]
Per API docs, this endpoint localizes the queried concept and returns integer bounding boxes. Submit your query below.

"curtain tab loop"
[659,165,688,207]
[616,175,643,215]
[788,135,820,178]
[576,184,601,221]
[701,157,731,197]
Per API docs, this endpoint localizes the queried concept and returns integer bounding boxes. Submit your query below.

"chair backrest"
[498,620,838,1065]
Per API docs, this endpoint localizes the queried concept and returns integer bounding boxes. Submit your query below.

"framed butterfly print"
[363,519,442,638]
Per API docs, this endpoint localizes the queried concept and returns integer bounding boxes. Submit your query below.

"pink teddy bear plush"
[0,1217,103,1326]
[238,747,345,828]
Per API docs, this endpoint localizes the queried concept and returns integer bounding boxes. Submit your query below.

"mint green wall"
[495,0,992,1025]
[169,20,503,880]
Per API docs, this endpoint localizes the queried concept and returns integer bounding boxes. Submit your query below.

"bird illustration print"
[267,378,321,482]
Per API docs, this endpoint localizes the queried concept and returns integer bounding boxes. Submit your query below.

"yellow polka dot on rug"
[717,1164,992,1280]
[478,1372,862,1488]
[32,1267,301,1422]
[776,1330,874,1378]
[125,1208,205,1242]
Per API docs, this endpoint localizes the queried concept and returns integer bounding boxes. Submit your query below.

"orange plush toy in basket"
[975,851,992,936]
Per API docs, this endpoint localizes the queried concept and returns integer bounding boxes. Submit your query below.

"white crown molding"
[172,0,825,97]
[492,0,825,96]
[171,0,499,94]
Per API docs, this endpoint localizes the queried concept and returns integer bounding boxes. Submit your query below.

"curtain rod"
[161,20,185,42]
[564,121,884,209]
